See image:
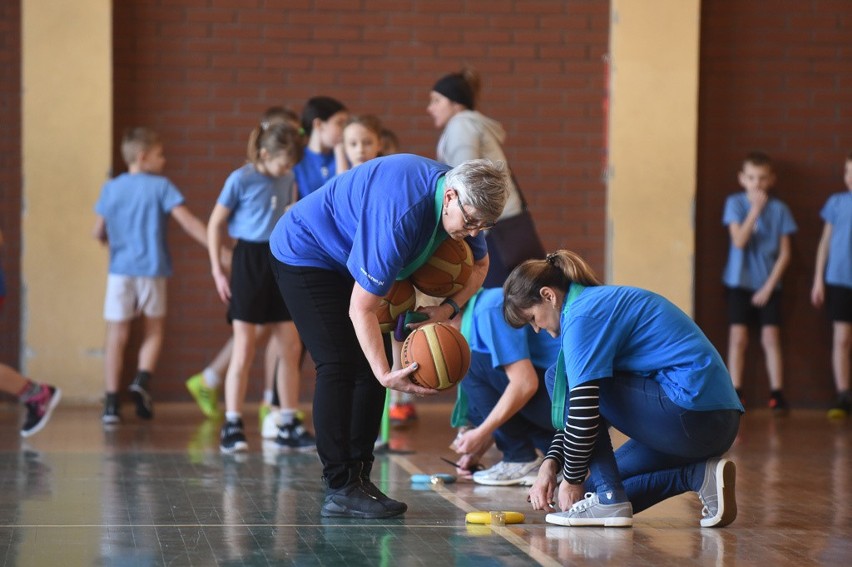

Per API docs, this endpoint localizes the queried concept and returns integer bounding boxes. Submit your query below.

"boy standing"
[722,151,797,414]
[93,128,207,424]
[811,153,852,419]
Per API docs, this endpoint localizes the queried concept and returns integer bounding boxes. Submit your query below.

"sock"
[225,411,242,423]
[770,389,783,399]
[17,380,41,402]
[400,392,414,404]
[105,392,118,406]
[279,408,297,426]
[735,388,743,399]
[263,389,274,405]
[133,370,152,388]
[202,367,220,389]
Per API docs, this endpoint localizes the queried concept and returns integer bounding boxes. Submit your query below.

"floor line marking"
[391,454,562,567]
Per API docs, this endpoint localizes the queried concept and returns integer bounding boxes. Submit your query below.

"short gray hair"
[445,159,509,222]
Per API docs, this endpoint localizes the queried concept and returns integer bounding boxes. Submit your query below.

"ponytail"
[246,122,304,166]
[503,250,601,328]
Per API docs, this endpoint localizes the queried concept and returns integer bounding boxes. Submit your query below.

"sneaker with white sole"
[220,419,248,454]
[261,411,280,439]
[473,456,543,486]
[546,492,633,527]
[698,458,737,527]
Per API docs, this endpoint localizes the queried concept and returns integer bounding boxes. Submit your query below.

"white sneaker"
[698,458,737,527]
[473,456,543,486]
[261,411,280,439]
[546,492,633,527]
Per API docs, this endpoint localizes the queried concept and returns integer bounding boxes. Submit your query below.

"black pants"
[271,260,386,488]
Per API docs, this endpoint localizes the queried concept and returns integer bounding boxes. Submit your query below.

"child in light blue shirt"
[811,152,852,419]
[721,151,796,413]
[93,128,208,425]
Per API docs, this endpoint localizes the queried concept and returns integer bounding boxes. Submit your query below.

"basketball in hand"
[377,279,416,333]
[410,239,473,297]
[401,322,471,391]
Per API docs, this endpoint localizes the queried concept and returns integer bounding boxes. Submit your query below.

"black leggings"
[272,260,387,488]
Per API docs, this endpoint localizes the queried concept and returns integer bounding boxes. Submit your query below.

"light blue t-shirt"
[722,192,797,290]
[469,288,560,370]
[558,285,743,412]
[217,164,294,243]
[820,191,852,288]
[269,154,488,296]
[94,172,185,277]
[294,148,337,199]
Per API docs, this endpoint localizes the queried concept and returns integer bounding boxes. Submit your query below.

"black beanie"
[432,73,475,110]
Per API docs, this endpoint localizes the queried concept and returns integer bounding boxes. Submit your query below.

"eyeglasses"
[455,195,496,231]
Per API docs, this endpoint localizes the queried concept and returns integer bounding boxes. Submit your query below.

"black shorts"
[726,287,782,326]
[228,240,291,324]
[826,284,852,323]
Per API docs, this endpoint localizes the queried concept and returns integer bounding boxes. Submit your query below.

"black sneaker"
[321,481,406,519]
[129,380,153,420]
[20,386,62,438]
[274,417,316,452]
[220,419,248,453]
[102,398,121,425]
[360,477,408,515]
[768,392,789,416]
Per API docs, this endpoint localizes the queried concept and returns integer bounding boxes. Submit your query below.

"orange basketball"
[410,239,473,297]
[377,279,416,333]
[400,322,471,391]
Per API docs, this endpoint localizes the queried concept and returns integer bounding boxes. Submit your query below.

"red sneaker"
[389,403,418,427]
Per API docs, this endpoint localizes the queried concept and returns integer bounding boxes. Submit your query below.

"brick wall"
[0,0,21,369]
[696,1,852,408]
[112,0,610,401]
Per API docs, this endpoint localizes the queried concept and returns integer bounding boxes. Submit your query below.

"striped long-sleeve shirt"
[544,381,601,484]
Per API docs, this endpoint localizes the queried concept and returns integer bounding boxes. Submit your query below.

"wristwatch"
[442,297,460,320]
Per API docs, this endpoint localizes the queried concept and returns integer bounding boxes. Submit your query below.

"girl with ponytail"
[503,250,744,530]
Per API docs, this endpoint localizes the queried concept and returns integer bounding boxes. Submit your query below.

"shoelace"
[569,493,598,513]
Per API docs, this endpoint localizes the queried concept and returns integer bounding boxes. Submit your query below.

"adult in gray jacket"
[427,67,539,287]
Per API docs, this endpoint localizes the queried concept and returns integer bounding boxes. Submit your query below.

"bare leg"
[0,363,28,395]
[224,321,258,415]
[272,321,302,410]
[138,316,164,373]
[209,338,234,379]
[761,325,783,391]
[726,324,748,390]
[832,322,851,393]
[104,321,131,393]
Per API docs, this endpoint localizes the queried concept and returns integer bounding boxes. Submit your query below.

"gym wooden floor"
[0,401,848,566]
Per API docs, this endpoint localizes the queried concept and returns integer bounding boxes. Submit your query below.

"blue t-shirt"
[94,172,185,277]
[469,288,561,370]
[820,191,852,288]
[557,285,743,412]
[722,192,797,290]
[294,148,337,199]
[217,164,294,243]
[269,154,488,296]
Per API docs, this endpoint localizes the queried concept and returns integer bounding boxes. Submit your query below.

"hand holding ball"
[401,322,470,391]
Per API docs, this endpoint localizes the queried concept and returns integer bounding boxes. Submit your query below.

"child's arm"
[170,204,208,247]
[207,203,232,304]
[728,191,768,248]
[752,234,791,307]
[811,222,832,307]
[92,216,108,244]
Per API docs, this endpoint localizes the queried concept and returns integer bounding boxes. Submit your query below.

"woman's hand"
[557,481,586,512]
[528,459,558,511]
[378,362,437,396]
